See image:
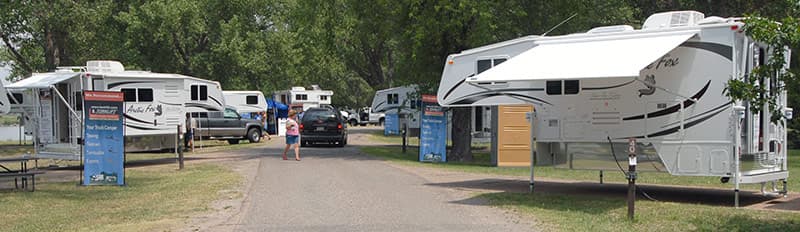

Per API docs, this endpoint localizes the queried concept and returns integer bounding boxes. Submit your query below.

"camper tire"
[247,128,261,143]
[228,139,240,145]
[378,118,385,126]
[349,119,358,127]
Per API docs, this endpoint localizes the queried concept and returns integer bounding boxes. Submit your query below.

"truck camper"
[438,11,792,204]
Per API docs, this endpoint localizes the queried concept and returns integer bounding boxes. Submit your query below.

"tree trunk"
[450,107,472,162]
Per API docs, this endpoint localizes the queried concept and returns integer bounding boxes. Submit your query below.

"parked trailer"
[438,11,791,205]
[7,60,226,160]
[223,90,267,115]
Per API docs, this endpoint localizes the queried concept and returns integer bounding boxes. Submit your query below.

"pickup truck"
[190,107,264,144]
[347,107,385,126]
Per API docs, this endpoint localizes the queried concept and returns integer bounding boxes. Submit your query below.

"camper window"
[546,81,562,95]
[246,95,258,104]
[477,59,492,74]
[200,86,208,100]
[191,85,208,101]
[190,112,209,118]
[387,93,399,105]
[493,58,506,66]
[122,88,137,102]
[320,95,328,101]
[296,94,308,101]
[138,88,153,102]
[8,93,23,104]
[564,80,579,95]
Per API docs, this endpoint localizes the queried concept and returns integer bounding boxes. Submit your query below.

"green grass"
[0,163,239,232]
[0,115,20,126]
[483,192,800,232]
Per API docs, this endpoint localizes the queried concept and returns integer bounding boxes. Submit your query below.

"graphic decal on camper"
[123,113,152,124]
[107,81,153,89]
[209,96,223,107]
[582,79,636,91]
[158,101,182,106]
[626,101,729,139]
[680,41,733,61]
[637,75,657,97]
[125,124,161,131]
[659,101,732,129]
[442,76,470,101]
[622,80,711,121]
[185,103,220,111]
[452,91,551,105]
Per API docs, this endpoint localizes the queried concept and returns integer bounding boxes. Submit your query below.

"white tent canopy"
[7,72,80,89]
[466,31,698,83]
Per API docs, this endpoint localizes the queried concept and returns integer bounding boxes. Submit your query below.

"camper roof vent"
[86,60,124,73]
[310,84,321,90]
[697,16,728,25]
[291,86,306,91]
[587,25,634,34]
[642,11,705,29]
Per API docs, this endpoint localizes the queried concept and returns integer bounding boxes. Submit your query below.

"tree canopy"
[2,0,800,153]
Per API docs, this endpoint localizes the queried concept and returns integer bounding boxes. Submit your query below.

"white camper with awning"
[438,11,792,203]
[8,61,226,160]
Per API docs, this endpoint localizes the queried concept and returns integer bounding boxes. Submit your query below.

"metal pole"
[627,138,637,220]
[528,109,536,193]
[177,125,184,170]
[600,170,604,184]
[402,124,407,153]
[733,105,745,208]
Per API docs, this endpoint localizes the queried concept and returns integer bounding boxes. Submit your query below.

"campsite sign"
[419,94,447,162]
[82,91,125,186]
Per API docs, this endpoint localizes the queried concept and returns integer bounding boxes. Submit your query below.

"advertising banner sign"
[384,113,400,135]
[419,94,447,162]
[83,91,125,186]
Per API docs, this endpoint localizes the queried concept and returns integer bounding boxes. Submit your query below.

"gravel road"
[232,128,534,231]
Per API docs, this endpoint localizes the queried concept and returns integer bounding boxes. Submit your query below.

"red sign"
[422,94,437,103]
[84,91,123,102]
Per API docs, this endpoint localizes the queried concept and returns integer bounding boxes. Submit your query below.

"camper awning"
[466,31,698,83]
[7,72,80,89]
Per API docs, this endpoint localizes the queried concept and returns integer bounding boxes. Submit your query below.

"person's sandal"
[295,158,301,161]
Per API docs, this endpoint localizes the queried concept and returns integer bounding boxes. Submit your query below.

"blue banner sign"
[384,113,400,135]
[83,91,125,186]
[419,94,446,162]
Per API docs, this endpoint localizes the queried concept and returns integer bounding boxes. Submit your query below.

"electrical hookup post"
[82,91,126,186]
[419,94,447,163]
[627,138,637,220]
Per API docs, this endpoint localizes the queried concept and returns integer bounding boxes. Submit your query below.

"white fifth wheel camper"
[438,11,792,204]
[223,91,267,115]
[7,60,225,160]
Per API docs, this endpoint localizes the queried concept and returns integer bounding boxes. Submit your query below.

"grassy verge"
[483,192,800,231]
[0,163,239,232]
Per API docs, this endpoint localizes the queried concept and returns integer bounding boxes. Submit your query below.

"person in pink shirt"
[283,110,301,161]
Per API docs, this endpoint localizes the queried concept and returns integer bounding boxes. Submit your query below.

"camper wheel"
[378,117,385,126]
[349,119,358,127]
[247,128,261,143]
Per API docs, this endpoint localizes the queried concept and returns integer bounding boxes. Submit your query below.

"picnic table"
[0,156,43,191]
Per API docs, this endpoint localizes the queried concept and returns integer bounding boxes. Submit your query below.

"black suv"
[300,107,348,147]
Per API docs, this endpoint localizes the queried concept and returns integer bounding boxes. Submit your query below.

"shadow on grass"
[428,178,779,208]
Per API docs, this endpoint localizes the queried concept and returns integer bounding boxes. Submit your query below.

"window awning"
[7,72,80,89]
[466,31,698,83]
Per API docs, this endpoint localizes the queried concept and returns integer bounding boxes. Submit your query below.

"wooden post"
[402,124,407,153]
